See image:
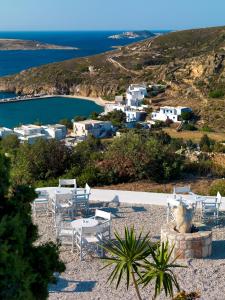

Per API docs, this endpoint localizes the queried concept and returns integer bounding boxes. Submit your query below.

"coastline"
[0,93,107,107]
[56,94,107,107]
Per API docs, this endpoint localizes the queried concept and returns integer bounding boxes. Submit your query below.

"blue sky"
[1,0,225,31]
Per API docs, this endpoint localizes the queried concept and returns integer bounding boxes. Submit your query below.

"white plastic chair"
[59,179,77,188]
[75,225,105,261]
[173,185,194,195]
[32,190,49,217]
[90,209,111,238]
[51,194,75,223]
[202,192,222,220]
[71,184,91,214]
[55,219,76,252]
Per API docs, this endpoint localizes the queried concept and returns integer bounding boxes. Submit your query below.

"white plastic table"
[71,218,98,229]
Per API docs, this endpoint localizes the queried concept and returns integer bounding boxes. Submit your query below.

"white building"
[126,84,147,107]
[124,108,147,123]
[13,123,67,144]
[73,120,113,139]
[0,127,14,138]
[151,106,192,123]
[41,124,67,140]
[18,133,47,144]
[14,124,43,137]
[104,104,146,123]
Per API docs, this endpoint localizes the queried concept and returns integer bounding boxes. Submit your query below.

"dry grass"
[98,178,215,196]
[164,128,225,142]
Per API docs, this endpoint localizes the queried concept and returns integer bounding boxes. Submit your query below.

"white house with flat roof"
[18,133,47,144]
[0,127,14,138]
[73,120,113,139]
[42,124,67,140]
[151,106,192,123]
[104,103,146,123]
[126,84,147,107]
[14,124,43,137]
[13,124,67,144]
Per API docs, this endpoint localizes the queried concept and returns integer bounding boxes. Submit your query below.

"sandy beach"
[56,95,107,107]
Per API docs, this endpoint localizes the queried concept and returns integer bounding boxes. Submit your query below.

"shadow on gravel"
[131,206,147,213]
[210,240,225,260]
[49,278,97,293]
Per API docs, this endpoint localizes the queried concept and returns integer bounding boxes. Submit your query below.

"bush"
[199,134,215,152]
[74,115,87,122]
[182,123,197,131]
[201,125,214,132]
[59,118,72,129]
[181,111,194,121]
[209,179,225,196]
[209,89,225,98]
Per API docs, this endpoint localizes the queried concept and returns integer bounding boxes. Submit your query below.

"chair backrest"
[81,225,100,235]
[37,190,49,197]
[85,183,91,194]
[173,185,191,194]
[95,209,111,221]
[59,179,76,188]
[216,192,222,204]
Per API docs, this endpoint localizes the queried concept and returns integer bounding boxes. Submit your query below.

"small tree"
[100,110,126,128]
[102,227,184,300]
[101,227,151,300]
[181,111,194,121]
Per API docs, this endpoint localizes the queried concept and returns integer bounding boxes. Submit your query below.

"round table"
[71,218,98,229]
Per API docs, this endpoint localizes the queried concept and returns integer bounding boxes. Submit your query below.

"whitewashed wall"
[90,189,225,210]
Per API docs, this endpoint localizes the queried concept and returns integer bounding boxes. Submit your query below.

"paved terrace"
[33,189,225,299]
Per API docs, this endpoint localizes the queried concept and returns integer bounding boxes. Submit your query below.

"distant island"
[108,30,155,39]
[0,39,78,50]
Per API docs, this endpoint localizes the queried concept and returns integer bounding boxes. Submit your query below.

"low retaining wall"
[161,224,212,259]
[90,189,225,209]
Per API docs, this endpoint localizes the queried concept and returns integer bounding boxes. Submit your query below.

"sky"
[0,0,225,31]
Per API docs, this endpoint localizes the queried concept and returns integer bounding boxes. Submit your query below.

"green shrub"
[201,125,214,132]
[209,89,225,98]
[209,179,225,196]
[181,111,194,121]
[182,123,197,131]
[199,134,215,152]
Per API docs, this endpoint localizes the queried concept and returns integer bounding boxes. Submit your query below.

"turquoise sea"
[0,94,103,128]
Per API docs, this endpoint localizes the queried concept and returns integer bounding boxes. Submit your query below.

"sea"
[0,31,168,127]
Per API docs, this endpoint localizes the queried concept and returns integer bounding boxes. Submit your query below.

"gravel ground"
[34,203,225,300]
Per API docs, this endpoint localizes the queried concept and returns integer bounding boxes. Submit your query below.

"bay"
[0,95,103,128]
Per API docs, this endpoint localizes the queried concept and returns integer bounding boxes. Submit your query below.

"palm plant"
[140,241,185,299]
[101,226,151,300]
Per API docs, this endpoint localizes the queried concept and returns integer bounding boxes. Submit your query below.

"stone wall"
[161,224,212,259]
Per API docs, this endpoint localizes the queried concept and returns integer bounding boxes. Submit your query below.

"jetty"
[0,94,53,104]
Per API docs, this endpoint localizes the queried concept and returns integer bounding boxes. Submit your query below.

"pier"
[0,94,53,104]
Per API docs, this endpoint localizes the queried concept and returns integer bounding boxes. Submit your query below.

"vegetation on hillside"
[1,130,224,189]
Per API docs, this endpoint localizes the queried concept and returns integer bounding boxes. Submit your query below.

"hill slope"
[0,26,225,130]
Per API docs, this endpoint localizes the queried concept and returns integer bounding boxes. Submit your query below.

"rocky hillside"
[0,26,225,130]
